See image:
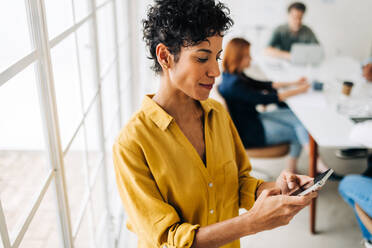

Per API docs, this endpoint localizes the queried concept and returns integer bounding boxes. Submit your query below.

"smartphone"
[290,169,334,196]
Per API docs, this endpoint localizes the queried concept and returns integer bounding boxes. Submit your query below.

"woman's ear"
[156,43,171,70]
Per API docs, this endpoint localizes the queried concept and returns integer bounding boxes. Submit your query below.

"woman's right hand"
[296,82,310,93]
[294,77,308,86]
[243,188,317,234]
[278,82,310,101]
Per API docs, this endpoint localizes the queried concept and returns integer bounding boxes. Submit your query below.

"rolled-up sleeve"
[227,116,264,210]
[113,141,200,247]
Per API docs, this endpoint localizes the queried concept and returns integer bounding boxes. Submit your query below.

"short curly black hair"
[143,0,233,73]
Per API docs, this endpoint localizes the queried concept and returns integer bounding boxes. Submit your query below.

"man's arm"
[264,46,291,60]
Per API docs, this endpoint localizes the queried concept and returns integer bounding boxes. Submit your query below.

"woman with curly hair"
[113,1,317,247]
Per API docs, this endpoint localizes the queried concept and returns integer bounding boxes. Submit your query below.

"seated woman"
[219,37,332,174]
[113,1,317,247]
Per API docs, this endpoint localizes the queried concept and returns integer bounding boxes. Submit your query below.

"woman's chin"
[195,92,211,101]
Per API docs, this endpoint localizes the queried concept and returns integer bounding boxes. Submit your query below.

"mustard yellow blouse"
[113,95,264,248]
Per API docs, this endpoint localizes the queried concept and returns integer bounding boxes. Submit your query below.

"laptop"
[291,44,325,66]
[337,100,372,123]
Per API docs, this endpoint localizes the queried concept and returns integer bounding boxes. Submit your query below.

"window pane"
[76,20,97,109]
[104,115,120,153]
[0,1,32,72]
[0,64,49,235]
[0,64,44,150]
[90,169,107,235]
[96,3,116,72]
[72,0,91,22]
[18,180,63,248]
[104,115,120,212]
[44,0,74,39]
[100,66,119,138]
[74,208,94,248]
[63,128,87,227]
[96,0,109,8]
[51,35,83,150]
[84,101,103,179]
[115,0,128,43]
[119,45,132,123]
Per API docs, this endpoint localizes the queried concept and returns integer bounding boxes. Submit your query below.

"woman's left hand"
[275,170,313,195]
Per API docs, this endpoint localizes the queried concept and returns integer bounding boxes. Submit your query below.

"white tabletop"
[252,55,367,148]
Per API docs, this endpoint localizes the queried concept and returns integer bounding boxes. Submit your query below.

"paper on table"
[349,121,372,148]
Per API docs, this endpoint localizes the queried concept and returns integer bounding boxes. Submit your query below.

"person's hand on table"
[362,63,372,82]
[296,81,310,94]
[294,77,308,86]
[276,170,314,195]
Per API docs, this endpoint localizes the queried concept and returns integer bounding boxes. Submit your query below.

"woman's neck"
[152,77,202,120]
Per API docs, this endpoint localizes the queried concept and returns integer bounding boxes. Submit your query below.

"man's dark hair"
[143,0,233,73]
[288,2,306,13]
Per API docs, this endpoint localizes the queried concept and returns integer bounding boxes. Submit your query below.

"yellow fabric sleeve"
[113,141,200,247]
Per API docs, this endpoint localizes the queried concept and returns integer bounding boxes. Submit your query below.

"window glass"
[0,1,32,72]
[73,208,95,248]
[72,0,91,22]
[50,35,83,150]
[96,3,116,73]
[100,66,119,138]
[44,0,74,39]
[90,169,108,239]
[119,45,132,123]
[84,101,103,180]
[96,0,109,8]
[19,181,63,248]
[63,127,87,229]
[115,0,128,43]
[76,20,97,110]
[0,64,49,235]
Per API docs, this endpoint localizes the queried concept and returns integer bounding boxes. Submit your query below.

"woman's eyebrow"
[196,49,223,54]
[196,49,212,53]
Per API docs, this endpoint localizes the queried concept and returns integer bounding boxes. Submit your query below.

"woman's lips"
[199,83,214,90]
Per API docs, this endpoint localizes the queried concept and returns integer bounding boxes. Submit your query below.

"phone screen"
[290,169,332,196]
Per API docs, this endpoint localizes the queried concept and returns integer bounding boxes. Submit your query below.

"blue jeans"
[339,175,372,241]
[259,108,309,158]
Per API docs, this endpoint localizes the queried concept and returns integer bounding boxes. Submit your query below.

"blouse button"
[208,182,213,187]
[210,209,214,214]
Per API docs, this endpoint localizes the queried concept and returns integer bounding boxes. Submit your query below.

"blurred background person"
[218,37,341,177]
[264,2,319,60]
[362,58,372,82]
[339,174,372,248]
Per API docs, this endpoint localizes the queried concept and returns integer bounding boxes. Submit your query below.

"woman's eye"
[216,57,222,61]
[197,57,208,63]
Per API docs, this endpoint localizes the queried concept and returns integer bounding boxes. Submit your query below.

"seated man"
[265,2,319,60]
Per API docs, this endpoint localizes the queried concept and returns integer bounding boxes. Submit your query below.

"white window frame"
[0,0,132,247]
